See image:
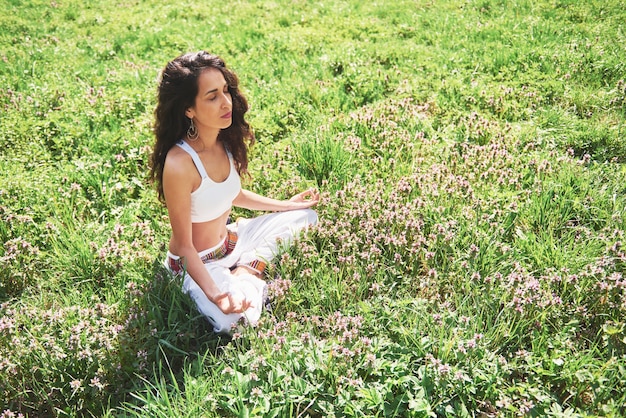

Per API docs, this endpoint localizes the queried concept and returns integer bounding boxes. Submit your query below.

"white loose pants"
[165,209,317,334]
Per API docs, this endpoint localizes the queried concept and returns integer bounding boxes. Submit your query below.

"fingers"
[308,188,320,203]
[288,188,320,208]
[302,188,319,200]
[221,293,253,314]
[236,295,252,311]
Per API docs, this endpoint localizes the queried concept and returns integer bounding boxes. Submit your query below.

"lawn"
[1,0,625,416]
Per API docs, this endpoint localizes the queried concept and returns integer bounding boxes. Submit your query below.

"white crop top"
[176,140,241,223]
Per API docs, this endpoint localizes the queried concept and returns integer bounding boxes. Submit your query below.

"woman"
[150,51,319,334]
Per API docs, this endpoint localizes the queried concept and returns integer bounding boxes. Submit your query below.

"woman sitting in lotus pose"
[150,51,318,333]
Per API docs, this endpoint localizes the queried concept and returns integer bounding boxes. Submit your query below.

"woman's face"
[185,68,233,133]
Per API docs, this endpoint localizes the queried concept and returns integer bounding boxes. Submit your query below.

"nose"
[222,93,232,108]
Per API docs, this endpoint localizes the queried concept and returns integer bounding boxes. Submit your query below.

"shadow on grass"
[113,259,232,412]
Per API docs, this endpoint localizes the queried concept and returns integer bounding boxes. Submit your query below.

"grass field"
[1,0,626,416]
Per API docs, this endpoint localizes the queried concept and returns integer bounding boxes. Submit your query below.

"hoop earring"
[187,118,199,141]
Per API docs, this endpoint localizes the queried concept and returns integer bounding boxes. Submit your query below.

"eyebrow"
[202,82,228,97]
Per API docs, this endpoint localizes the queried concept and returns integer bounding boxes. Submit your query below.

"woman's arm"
[233,188,320,212]
[163,153,251,314]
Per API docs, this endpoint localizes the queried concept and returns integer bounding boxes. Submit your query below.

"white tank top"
[176,140,241,223]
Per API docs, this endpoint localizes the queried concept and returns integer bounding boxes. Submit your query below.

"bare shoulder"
[163,145,194,178]
[162,146,199,196]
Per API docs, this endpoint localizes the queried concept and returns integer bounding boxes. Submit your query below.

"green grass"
[1,0,626,416]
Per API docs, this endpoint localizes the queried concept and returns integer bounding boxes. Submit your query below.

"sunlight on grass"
[1,0,625,416]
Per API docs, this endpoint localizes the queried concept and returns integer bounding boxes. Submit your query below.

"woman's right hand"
[212,291,252,314]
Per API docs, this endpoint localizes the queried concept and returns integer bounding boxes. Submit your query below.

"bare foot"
[231,265,262,278]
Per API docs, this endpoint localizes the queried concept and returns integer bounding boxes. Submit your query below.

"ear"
[185,108,195,119]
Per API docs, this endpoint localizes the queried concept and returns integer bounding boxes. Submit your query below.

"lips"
[221,111,232,119]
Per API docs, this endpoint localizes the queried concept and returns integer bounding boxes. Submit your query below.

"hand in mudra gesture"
[289,188,320,209]
[213,292,253,314]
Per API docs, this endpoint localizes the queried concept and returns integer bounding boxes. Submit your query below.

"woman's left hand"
[288,188,320,208]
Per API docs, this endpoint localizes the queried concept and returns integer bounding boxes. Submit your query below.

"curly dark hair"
[150,51,255,202]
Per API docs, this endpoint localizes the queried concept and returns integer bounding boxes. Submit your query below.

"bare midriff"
[169,208,232,255]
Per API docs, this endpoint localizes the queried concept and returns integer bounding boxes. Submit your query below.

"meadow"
[1,0,625,416]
